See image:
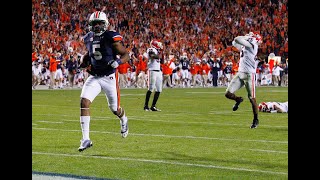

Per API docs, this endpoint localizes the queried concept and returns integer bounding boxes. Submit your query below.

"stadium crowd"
[32,0,288,89]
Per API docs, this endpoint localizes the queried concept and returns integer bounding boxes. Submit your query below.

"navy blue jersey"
[180,59,189,70]
[223,65,232,74]
[83,30,123,76]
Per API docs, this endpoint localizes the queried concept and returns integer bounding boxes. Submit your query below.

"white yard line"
[32,151,287,175]
[33,115,288,129]
[32,127,288,144]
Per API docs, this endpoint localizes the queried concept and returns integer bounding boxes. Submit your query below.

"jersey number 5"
[92,44,102,60]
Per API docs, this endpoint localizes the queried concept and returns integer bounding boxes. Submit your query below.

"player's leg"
[49,71,55,89]
[57,69,64,88]
[182,70,188,88]
[151,71,162,111]
[244,73,259,128]
[167,74,173,87]
[225,72,244,111]
[144,70,155,111]
[78,76,101,151]
[101,73,129,138]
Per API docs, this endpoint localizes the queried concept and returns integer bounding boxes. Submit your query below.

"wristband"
[116,59,123,65]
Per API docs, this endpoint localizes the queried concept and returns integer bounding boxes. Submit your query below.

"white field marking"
[248,149,288,154]
[258,89,288,93]
[33,105,71,108]
[32,174,82,180]
[32,123,38,126]
[33,113,75,117]
[121,93,145,96]
[37,121,63,124]
[32,114,288,128]
[32,127,287,144]
[208,110,253,114]
[139,110,249,116]
[32,151,287,175]
[209,110,254,113]
[97,93,145,96]
[186,92,225,94]
[128,118,288,129]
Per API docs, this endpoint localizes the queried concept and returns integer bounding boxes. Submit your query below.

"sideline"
[32,171,110,180]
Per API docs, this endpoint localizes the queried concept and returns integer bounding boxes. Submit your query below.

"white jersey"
[235,37,259,74]
[143,47,161,71]
[32,64,42,76]
[265,101,288,113]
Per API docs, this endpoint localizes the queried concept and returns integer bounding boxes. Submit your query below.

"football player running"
[78,11,130,152]
[143,39,164,111]
[225,32,262,129]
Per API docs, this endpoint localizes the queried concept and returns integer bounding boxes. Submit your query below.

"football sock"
[145,90,152,107]
[118,107,128,124]
[121,115,128,124]
[80,116,90,140]
[152,92,160,107]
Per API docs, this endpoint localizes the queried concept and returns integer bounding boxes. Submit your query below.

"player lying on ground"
[258,101,288,113]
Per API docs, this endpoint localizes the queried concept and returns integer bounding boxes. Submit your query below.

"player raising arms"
[225,32,262,129]
[78,11,130,152]
[143,39,164,111]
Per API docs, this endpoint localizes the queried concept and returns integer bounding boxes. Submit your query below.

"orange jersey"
[190,64,201,75]
[201,63,211,75]
[138,59,147,72]
[161,62,173,75]
[232,63,239,75]
[117,62,131,74]
[49,57,58,72]
[135,55,147,73]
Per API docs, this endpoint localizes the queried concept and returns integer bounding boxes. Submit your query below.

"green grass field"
[32,86,288,180]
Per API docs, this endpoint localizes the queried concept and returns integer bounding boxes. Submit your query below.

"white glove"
[232,40,237,46]
[108,59,122,68]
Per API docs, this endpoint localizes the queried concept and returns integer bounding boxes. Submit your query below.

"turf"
[32,86,288,180]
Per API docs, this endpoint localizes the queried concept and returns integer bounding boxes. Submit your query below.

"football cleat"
[120,120,129,138]
[144,106,150,111]
[78,139,93,152]
[250,119,259,129]
[233,97,243,111]
[150,106,161,112]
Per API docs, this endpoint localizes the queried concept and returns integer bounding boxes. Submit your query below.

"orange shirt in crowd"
[190,63,201,75]
[49,56,58,72]
[268,59,275,73]
[136,54,147,73]
[32,52,38,62]
[201,63,211,75]
[117,62,131,74]
[161,59,174,75]
[232,63,239,75]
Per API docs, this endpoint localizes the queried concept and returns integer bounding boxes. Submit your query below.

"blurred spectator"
[32,0,288,89]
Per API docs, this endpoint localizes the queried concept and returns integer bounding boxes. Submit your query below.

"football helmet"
[150,40,163,50]
[89,11,110,36]
[258,102,268,112]
[254,32,262,44]
[245,32,262,44]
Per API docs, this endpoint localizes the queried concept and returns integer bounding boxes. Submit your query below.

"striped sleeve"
[113,34,123,42]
